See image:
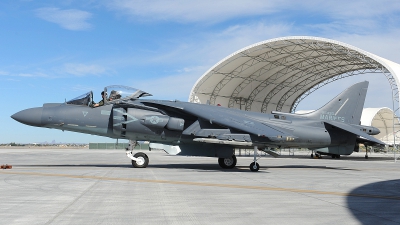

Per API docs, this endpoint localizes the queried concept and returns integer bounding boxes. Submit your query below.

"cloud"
[0,64,110,79]
[70,84,97,92]
[313,0,400,20]
[134,70,203,100]
[18,72,50,78]
[127,22,292,67]
[106,0,400,25]
[332,32,400,63]
[63,63,110,76]
[202,22,293,60]
[35,7,92,30]
[106,0,280,23]
[128,23,282,93]
[0,70,50,78]
[6,78,20,82]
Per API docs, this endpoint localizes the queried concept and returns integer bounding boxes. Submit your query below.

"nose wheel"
[131,152,149,168]
[125,140,150,168]
[249,146,261,172]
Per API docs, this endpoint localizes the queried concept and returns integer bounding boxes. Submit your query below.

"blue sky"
[2,0,400,143]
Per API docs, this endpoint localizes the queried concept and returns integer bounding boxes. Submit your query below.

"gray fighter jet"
[12,81,384,171]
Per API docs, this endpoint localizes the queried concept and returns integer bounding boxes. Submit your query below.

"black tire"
[249,162,259,172]
[311,153,314,158]
[218,155,237,169]
[337,155,341,159]
[331,155,335,159]
[132,152,149,168]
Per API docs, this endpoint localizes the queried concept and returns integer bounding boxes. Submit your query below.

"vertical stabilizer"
[304,81,369,125]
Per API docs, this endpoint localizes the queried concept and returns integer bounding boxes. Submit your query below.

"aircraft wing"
[141,101,292,141]
[324,121,385,145]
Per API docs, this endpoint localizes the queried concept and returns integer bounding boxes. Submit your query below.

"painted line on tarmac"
[1,170,399,201]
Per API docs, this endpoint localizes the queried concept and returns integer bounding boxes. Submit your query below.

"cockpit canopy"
[66,85,152,106]
[105,85,152,101]
[66,92,92,106]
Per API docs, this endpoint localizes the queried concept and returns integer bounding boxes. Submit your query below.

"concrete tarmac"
[0,148,399,225]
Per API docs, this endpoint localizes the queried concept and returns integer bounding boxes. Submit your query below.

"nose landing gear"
[131,152,149,168]
[125,140,150,168]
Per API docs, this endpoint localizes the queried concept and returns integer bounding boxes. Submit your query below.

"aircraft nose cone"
[11,107,43,127]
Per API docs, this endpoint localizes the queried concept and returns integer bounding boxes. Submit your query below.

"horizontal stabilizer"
[324,121,385,145]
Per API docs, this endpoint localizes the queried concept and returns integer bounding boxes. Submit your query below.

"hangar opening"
[189,36,400,144]
[361,108,400,145]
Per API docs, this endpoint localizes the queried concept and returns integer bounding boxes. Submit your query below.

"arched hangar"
[361,108,400,145]
[189,36,400,115]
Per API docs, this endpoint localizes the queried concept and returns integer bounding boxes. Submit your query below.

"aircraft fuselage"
[12,100,368,152]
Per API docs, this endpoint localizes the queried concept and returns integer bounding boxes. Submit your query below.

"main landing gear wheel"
[131,152,149,168]
[218,155,237,169]
[250,162,260,172]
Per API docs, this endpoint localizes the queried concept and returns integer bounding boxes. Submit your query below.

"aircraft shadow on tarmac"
[266,154,395,162]
[346,179,400,225]
[149,164,260,172]
[148,164,358,172]
[20,163,358,173]
[20,164,133,168]
[19,163,256,172]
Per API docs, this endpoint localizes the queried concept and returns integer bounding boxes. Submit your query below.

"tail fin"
[304,81,369,125]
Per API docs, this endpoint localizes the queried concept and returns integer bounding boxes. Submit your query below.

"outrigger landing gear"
[250,146,260,172]
[364,144,369,159]
[125,140,150,168]
[218,155,237,169]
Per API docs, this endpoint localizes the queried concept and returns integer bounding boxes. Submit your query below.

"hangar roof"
[189,36,400,114]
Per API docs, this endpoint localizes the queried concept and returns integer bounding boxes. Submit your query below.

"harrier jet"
[12,81,383,171]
